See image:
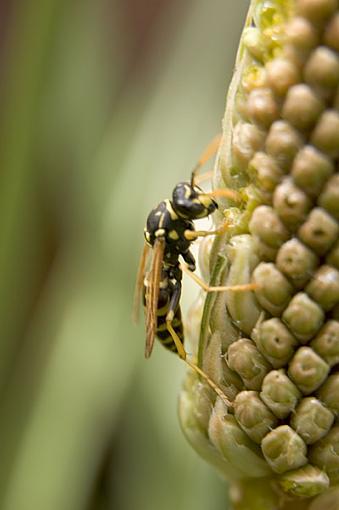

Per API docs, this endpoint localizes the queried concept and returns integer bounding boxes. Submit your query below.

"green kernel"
[306,265,339,311]
[253,263,293,316]
[282,293,325,343]
[266,57,301,96]
[249,206,289,248]
[252,318,297,368]
[248,151,284,192]
[247,88,280,129]
[273,178,311,231]
[260,369,301,419]
[288,347,329,395]
[291,397,334,444]
[296,0,338,24]
[318,174,339,221]
[276,238,318,289]
[234,391,278,444]
[282,84,324,131]
[298,207,339,256]
[265,120,303,171]
[304,47,339,100]
[324,12,339,52]
[278,464,329,498]
[311,320,339,367]
[227,339,271,391]
[291,145,334,198]
[311,110,339,158]
[309,425,339,484]
[317,373,339,416]
[261,425,307,474]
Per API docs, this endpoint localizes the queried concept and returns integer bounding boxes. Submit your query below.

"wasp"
[134,137,255,404]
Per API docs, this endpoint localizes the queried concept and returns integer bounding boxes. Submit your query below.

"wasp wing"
[145,237,165,358]
[133,242,151,323]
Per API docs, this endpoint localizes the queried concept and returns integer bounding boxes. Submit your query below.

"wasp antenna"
[191,134,222,186]
[206,188,242,202]
[193,169,213,185]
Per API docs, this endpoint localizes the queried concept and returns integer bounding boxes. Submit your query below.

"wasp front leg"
[184,221,229,241]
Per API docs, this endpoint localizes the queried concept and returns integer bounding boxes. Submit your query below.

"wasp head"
[172,182,218,220]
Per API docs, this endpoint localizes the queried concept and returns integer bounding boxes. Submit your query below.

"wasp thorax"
[172,182,218,219]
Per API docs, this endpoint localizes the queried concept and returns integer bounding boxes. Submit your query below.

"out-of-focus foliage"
[0,1,248,509]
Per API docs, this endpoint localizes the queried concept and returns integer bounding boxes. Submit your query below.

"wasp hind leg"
[165,284,232,407]
[167,317,232,407]
[165,280,186,360]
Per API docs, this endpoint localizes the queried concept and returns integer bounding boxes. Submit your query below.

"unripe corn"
[179,1,339,508]
[310,320,339,366]
[260,368,301,418]
[227,339,271,390]
[282,293,325,341]
[288,346,329,393]
[278,465,330,497]
[309,426,339,484]
[261,425,308,474]
[253,263,293,314]
[252,318,298,367]
[276,238,318,288]
[290,397,334,444]
[234,390,278,443]
[316,373,339,415]
[318,174,339,221]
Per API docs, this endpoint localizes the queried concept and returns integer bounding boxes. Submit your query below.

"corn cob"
[179,1,339,508]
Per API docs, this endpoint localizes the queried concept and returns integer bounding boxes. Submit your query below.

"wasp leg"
[165,280,186,359]
[165,280,233,407]
[184,221,229,241]
[182,250,196,272]
[180,263,258,292]
[185,359,233,407]
[168,321,233,406]
[166,318,232,407]
[191,134,222,187]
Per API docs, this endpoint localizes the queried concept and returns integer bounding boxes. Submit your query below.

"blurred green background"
[0,1,248,509]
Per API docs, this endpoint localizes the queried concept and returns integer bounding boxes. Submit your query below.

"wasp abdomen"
[143,281,184,354]
[156,307,184,354]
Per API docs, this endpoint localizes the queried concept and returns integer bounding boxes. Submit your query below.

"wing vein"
[133,242,151,323]
[145,238,165,358]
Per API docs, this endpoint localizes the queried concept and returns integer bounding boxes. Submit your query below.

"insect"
[134,137,255,404]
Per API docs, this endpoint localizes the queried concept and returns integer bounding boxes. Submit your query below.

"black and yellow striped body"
[144,276,184,354]
[144,198,195,274]
[142,180,217,357]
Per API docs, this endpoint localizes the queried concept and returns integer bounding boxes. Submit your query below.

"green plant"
[180,1,339,508]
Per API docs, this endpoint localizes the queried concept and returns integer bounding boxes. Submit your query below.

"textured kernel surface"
[181,0,339,502]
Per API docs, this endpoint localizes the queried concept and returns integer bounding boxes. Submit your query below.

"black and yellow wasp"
[134,137,254,403]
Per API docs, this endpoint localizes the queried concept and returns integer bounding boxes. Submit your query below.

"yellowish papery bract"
[179,1,339,509]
